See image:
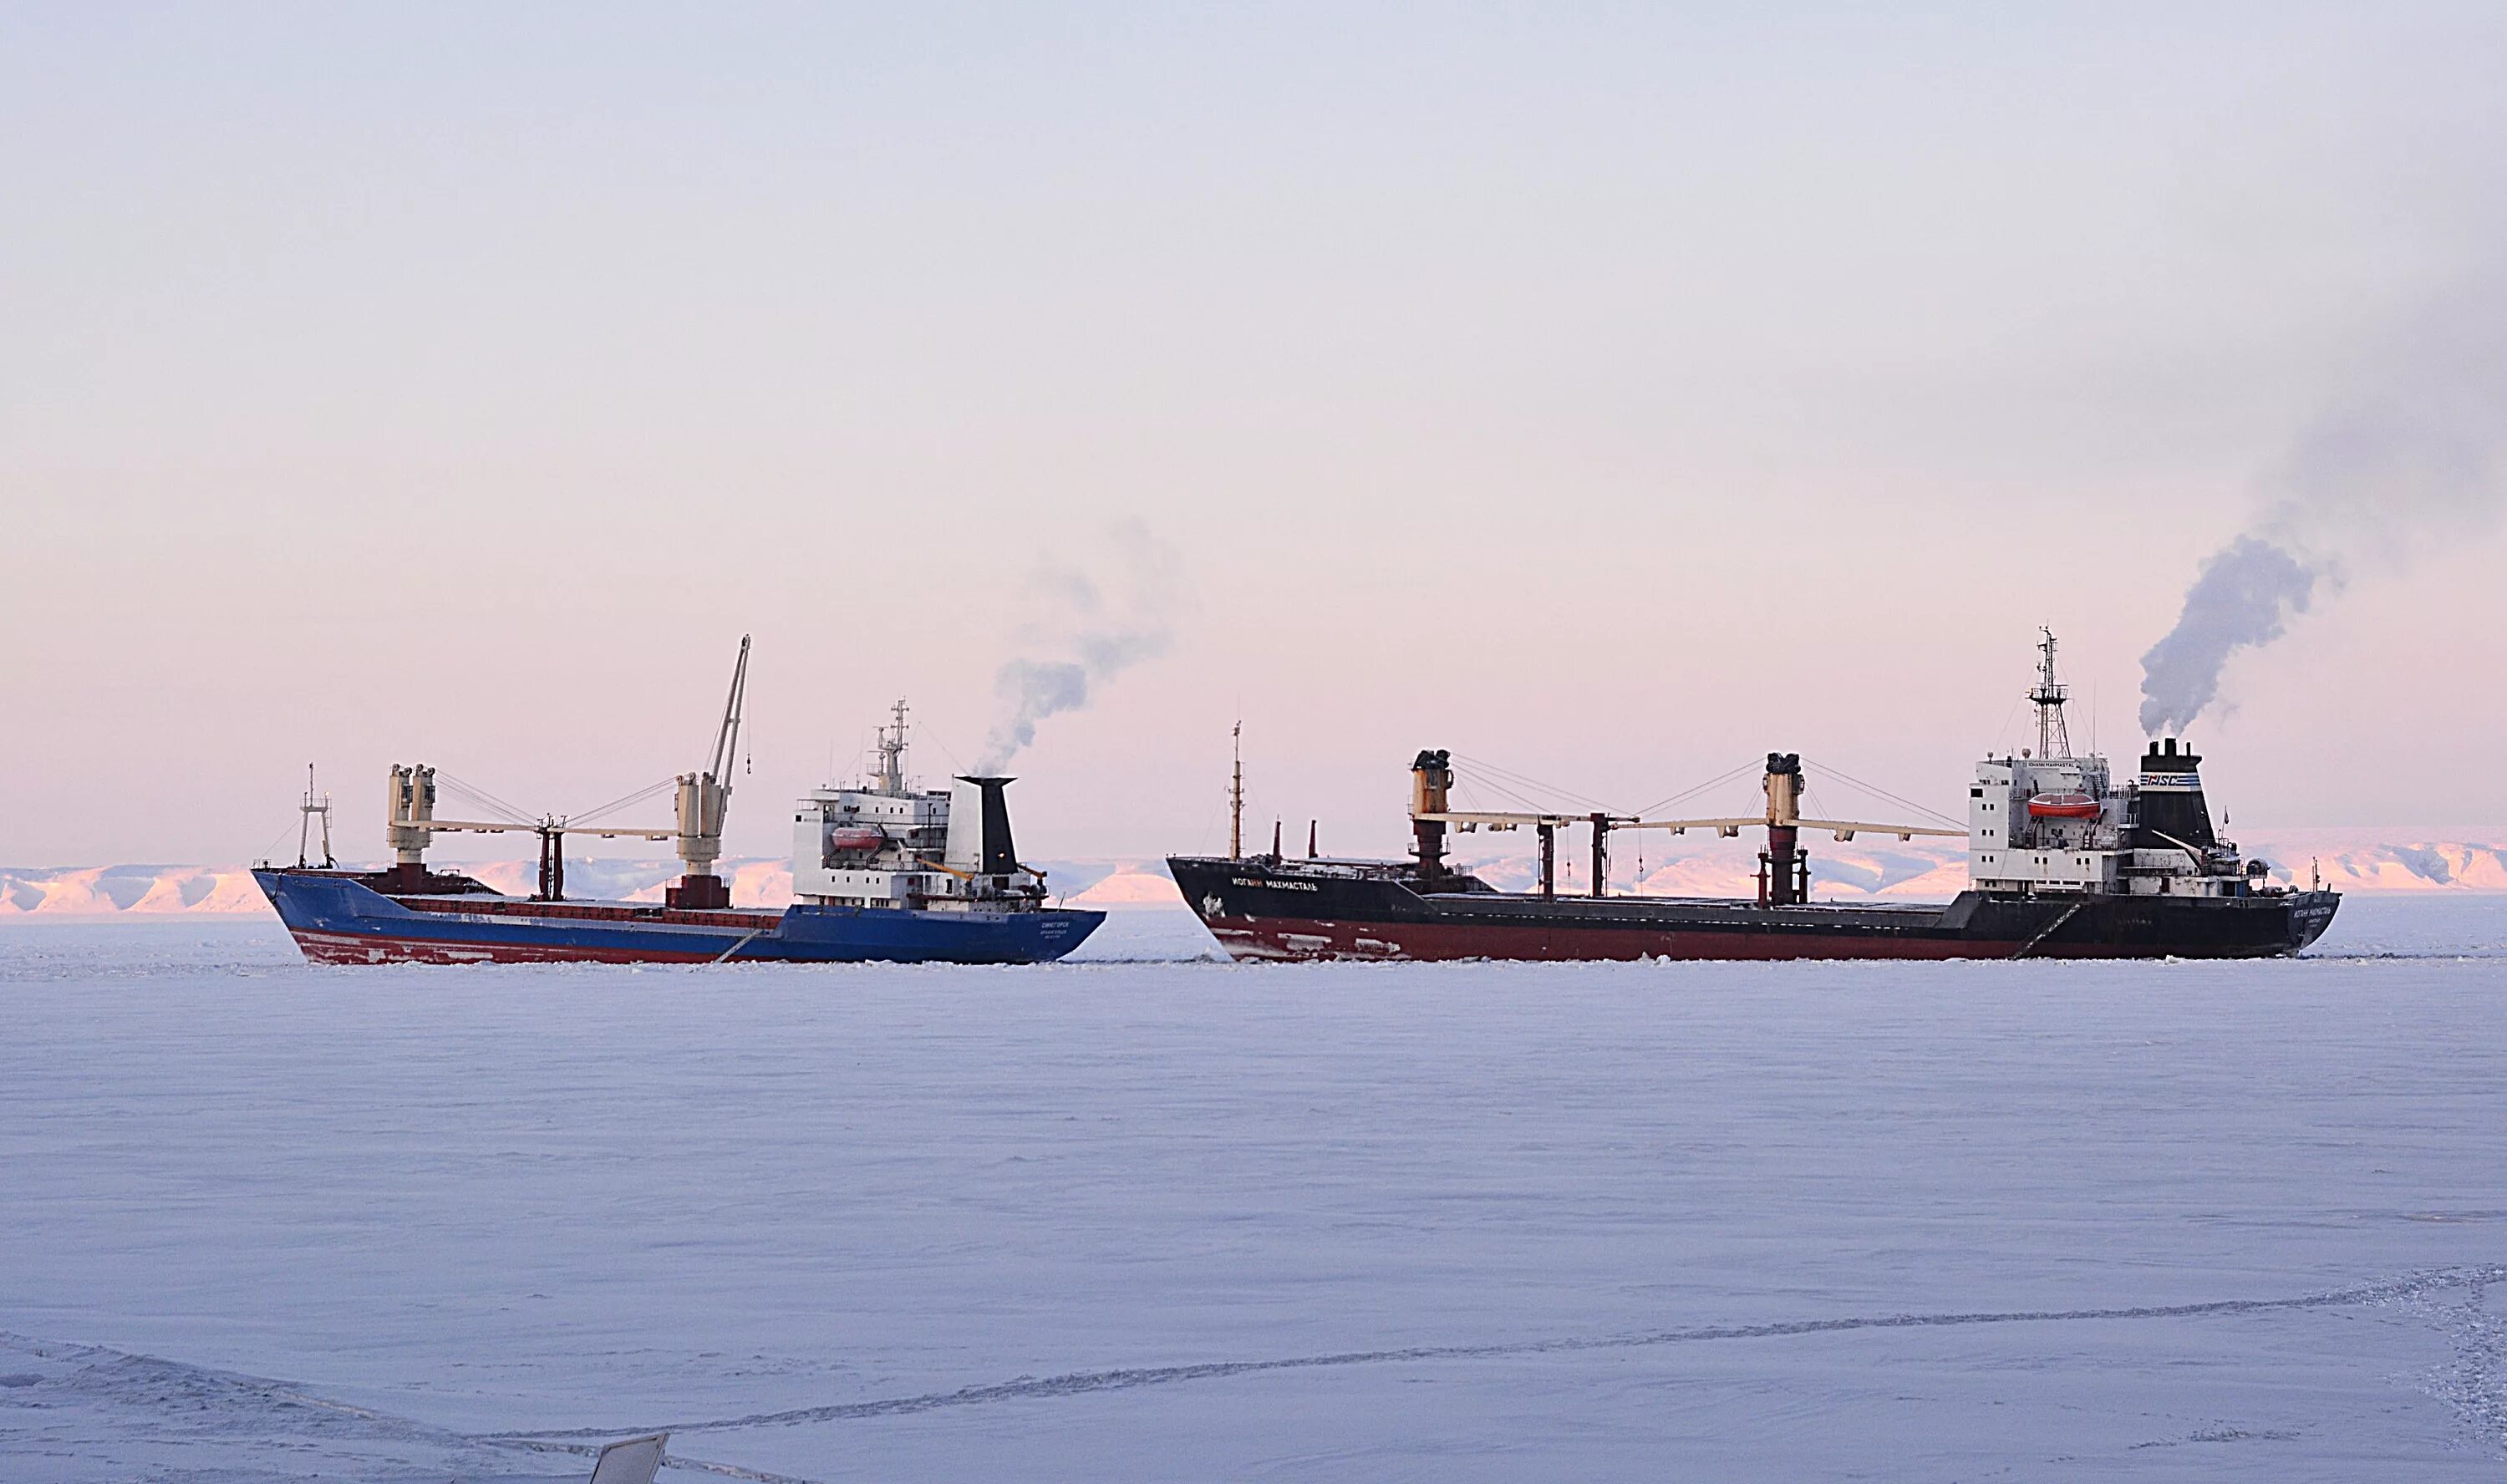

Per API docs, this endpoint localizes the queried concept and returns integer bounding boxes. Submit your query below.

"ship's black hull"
[1168,856,2339,962]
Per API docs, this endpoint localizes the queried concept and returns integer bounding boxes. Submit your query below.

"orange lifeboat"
[827,826,888,853]
[2026,792,2099,821]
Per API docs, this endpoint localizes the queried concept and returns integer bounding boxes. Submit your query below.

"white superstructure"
[1967,631,2265,898]
[789,702,1052,911]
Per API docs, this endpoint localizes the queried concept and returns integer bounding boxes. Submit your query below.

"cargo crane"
[381,637,752,905]
[1406,750,1962,906]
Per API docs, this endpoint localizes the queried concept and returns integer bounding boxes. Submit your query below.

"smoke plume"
[2138,311,2505,737]
[975,526,1181,771]
[2137,536,2322,736]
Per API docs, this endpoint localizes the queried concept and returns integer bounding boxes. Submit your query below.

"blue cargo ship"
[254,642,1104,965]
[252,867,1101,965]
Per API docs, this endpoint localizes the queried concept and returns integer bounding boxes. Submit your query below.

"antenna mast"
[2030,627,2072,759]
[1228,721,1244,860]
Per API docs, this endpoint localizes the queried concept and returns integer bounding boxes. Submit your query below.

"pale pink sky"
[4,5,2504,867]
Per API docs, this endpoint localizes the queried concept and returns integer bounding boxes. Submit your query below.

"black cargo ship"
[1171,636,2338,963]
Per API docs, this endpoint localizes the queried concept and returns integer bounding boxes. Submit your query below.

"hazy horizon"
[8,4,2505,866]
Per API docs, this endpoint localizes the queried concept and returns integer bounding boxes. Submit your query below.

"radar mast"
[2031,627,2072,760]
[877,699,910,795]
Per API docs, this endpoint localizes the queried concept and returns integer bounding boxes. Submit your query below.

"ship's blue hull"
[254,870,1104,965]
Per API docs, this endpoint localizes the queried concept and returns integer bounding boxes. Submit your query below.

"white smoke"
[2138,536,2321,736]
[2139,303,2505,737]
[975,525,1181,772]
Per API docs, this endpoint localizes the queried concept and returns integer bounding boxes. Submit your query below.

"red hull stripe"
[1207,917,2019,963]
[289,930,716,966]
[396,898,776,929]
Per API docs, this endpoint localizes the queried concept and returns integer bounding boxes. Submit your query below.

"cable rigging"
[1801,760,1962,829]
[434,770,537,826]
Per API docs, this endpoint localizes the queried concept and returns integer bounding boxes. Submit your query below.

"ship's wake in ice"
[491,1266,2507,1440]
[11,1266,2507,1481]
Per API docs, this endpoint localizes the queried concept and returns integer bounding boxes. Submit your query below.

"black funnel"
[2132,739,2216,850]
[957,776,1020,875]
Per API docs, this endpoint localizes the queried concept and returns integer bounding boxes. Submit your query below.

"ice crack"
[496,1263,2507,1440]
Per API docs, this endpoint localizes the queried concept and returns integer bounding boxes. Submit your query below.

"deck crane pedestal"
[668,637,751,909]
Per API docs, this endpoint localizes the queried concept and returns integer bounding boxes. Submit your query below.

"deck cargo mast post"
[1537,822,1557,897]
[669,636,750,911]
[1410,750,1454,878]
[1589,812,1609,898]
[533,818,567,902]
[1229,722,1244,860]
[1758,752,1808,907]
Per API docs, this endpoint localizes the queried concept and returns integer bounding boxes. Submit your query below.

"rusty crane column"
[1758,752,1808,907]
[1410,749,1453,879]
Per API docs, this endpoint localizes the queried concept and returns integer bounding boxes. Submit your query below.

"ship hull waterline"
[255,870,1106,966]
[1168,857,2340,963]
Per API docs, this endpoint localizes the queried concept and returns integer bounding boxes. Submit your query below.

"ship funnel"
[949,776,1020,877]
[2133,738,2216,851]
[2140,738,2202,772]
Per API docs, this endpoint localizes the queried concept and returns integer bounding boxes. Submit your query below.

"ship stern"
[2287,890,2342,953]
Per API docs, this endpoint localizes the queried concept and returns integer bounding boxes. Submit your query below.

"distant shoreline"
[8,841,2507,918]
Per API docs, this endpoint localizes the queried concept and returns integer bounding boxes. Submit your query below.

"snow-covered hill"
[6,833,2504,916]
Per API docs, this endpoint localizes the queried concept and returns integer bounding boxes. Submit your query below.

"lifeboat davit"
[2026,792,2100,821]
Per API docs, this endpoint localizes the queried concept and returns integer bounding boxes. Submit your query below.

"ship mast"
[2031,627,2072,760]
[1228,720,1244,860]
[878,699,909,796]
[297,764,333,868]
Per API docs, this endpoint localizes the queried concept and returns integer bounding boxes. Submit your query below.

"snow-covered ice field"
[5,899,2506,1481]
